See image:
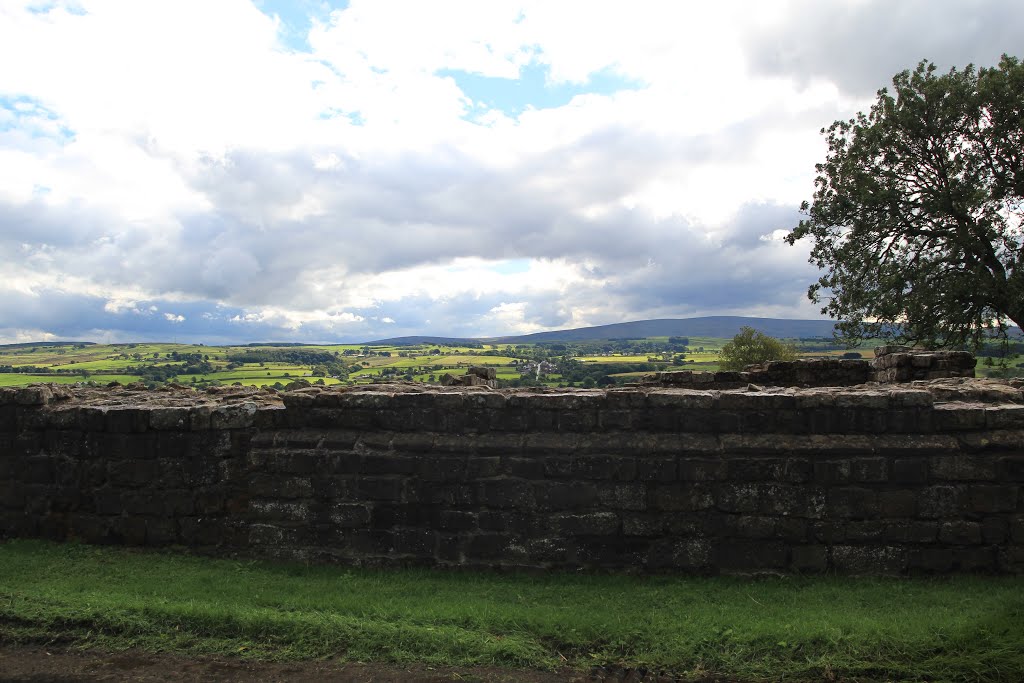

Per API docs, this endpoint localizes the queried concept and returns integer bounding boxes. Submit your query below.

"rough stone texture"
[872,345,977,383]
[644,347,976,389]
[440,366,498,388]
[2,377,1023,574]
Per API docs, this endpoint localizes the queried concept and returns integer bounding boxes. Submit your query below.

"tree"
[719,327,796,370]
[786,56,1023,348]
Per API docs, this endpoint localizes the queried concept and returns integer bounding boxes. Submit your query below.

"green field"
[1,540,1021,681]
[1,337,1016,389]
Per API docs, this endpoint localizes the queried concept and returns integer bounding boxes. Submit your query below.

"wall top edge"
[1,378,1021,411]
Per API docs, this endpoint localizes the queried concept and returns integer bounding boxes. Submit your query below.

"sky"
[1,1,1022,344]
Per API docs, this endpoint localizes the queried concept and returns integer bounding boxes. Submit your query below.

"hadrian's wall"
[642,346,977,389]
[2,375,1023,574]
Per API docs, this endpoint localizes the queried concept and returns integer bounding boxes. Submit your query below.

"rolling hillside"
[368,316,839,345]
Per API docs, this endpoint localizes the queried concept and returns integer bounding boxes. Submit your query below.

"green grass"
[0,541,1021,681]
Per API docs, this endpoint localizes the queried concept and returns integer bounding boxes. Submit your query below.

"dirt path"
[0,645,701,683]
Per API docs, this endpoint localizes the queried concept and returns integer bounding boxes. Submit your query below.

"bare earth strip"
[0,645,596,683]
[0,646,757,683]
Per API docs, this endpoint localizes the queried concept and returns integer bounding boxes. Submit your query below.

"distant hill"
[490,317,839,343]
[361,336,485,346]
[0,341,95,349]
[366,316,840,345]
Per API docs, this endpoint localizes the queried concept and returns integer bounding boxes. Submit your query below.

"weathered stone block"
[648,537,712,570]
[416,456,466,482]
[107,459,160,487]
[550,511,620,536]
[679,458,726,481]
[757,484,808,517]
[981,517,1008,543]
[635,457,676,482]
[878,490,917,518]
[501,456,544,479]
[998,456,1024,481]
[328,503,369,527]
[622,513,663,537]
[477,510,540,534]
[930,456,996,481]
[480,479,534,509]
[1011,516,1024,543]
[650,483,714,511]
[891,458,928,484]
[724,515,800,540]
[986,405,1024,429]
[998,545,1024,573]
[598,410,635,430]
[533,481,597,511]
[435,510,477,532]
[391,528,436,556]
[791,545,828,571]
[162,490,195,516]
[715,483,759,513]
[969,485,1018,513]
[831,545,906,574]
[934,405,986,431]
[813,460,851,484]
[360,453,417,475]
[718,540,787,570]
[465,533,513,560]
[883,520,937,543]
[827,487,878,520]
[938,520,983,545]
[850,458,888,482]
[356,476,404,501]
[909,547,954,573]
[557,410,600,432]
[596,483,647,511]
[918,485,969,518]
[953,546,996,571]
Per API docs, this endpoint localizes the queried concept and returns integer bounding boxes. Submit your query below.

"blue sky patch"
[489,258,533,275]
[318,107,364,126]
[255,0,349,52]
[439,63,643,116]
[27,2,86,16]
[0,96,74,143]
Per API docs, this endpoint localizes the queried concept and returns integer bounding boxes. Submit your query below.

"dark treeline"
[226,349,338,364]
[126,361,216,382]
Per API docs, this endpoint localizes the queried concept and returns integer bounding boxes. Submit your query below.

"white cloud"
[0,0,1020,341]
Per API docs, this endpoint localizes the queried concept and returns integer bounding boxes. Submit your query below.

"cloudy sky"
[1,0,1021,344]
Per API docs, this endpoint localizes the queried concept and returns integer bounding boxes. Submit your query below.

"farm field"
[0,339,684,389]
[0,336,1014,389]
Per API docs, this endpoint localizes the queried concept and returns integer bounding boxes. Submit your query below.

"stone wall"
[872,345,977,382]
[643,346,977,389]
[2,380,1023,574]
[647,359,872,389]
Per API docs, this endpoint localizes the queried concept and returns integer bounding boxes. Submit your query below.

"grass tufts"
[1,539,1022,681]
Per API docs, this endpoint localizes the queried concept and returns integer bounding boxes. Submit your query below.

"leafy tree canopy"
[787,55,1023,348]
[719,327,796,371]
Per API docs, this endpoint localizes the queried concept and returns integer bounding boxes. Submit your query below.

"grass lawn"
[0,540,1021,681]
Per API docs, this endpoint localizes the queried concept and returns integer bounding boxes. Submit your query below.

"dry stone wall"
[643,345,977,389]
[2,378,1023,574]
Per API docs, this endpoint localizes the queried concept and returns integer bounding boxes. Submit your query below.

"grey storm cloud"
[174,115,805,287]
[1,115,824,342]
[746,0,1024,96]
